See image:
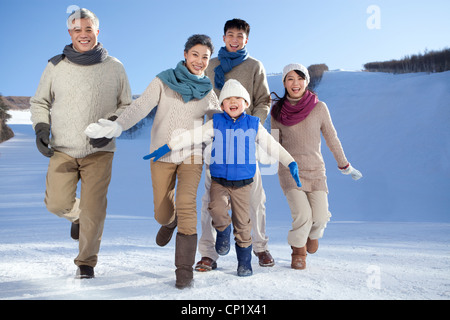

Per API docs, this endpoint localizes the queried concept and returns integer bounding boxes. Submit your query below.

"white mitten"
[84,119,123,139]
[339,164,362,181]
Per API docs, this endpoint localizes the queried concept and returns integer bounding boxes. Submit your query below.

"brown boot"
[306,238,319,254]
[156,217,177,247]
[253,250,275,267]
[175,233,197,289]
[291,246,307,270]
[195,257,217,272]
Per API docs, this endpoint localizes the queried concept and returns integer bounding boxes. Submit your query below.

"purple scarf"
[275,91,319,126]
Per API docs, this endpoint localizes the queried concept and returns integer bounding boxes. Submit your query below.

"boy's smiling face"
[223,28,248,52]
[221,96,249,119]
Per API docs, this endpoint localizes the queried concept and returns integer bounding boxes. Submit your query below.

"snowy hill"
[267,70,450,223]
[1,70,449,301]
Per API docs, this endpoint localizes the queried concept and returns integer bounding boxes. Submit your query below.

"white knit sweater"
[116,77,221,163]
[30,56,132,158]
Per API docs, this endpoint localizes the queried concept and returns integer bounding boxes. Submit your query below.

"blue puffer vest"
[210,112,260,181]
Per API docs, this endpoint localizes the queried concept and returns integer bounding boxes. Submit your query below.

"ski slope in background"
[1,70,449,300]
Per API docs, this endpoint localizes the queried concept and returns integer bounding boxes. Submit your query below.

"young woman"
[270,63,362,270]
[85,34,221,288]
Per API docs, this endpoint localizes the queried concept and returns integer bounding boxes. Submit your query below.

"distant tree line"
[364,48,450,74]
[0,94,14,143]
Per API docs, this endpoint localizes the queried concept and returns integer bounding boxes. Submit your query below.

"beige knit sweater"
[205,56,271,123]
[30,57,132,158]
[271,101,348,194]
[116,77,221,163]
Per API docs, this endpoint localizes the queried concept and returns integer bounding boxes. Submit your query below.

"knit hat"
[282,63,310,84]
[218,79,251,107]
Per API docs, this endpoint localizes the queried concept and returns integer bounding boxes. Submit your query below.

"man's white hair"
[67,8,99,29]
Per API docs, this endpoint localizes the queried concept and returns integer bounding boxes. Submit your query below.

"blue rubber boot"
[215,225,231,256]
[236,244,253,277]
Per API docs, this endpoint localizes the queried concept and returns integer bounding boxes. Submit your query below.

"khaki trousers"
[208,180,253,248]
[198,164,268,260]
[285,189,331,248]
[150,156,203,235]
[45,151,114,268]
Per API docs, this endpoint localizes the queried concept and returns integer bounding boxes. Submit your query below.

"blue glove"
[143,144,171,161]
[288,162,302,187]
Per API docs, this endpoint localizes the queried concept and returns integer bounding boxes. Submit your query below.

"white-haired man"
[30,8,132,278]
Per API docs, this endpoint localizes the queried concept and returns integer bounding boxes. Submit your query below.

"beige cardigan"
[271,101,348,193]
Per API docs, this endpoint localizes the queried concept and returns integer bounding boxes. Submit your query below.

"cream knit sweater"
[205,56,271,123]
[271,101,348,194]
[116,77,221,163]
[30,57,132,158]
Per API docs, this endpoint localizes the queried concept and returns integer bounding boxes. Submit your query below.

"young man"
[197,18,274,272]
[145,79,301,277]
[30,8,132,278]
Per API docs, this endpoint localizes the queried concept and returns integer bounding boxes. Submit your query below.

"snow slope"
[0,71,449,301]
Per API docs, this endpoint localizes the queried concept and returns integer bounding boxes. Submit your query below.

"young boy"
[198,18,273,272]
[144,80,301,276]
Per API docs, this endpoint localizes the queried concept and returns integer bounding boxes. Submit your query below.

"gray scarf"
[49,43,108,66]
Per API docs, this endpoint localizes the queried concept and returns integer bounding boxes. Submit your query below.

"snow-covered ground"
[1,70,449,301]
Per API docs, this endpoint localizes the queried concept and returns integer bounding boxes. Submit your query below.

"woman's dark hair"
[270,70,316,121]
[184,34,214,54]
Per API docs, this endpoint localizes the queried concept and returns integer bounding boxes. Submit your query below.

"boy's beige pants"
[285,189,331,247]
[44,151,114,268]
[208,180,253,248]
[198,164,268,260]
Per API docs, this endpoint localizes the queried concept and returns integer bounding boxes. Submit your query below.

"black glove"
[35,123,54,157]
[89,115,118,148]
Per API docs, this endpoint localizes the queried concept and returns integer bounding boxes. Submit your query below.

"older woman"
[85,34,220,288]
[270,63,362,270]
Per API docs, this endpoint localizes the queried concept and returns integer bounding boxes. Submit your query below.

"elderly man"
[30,8,132,279]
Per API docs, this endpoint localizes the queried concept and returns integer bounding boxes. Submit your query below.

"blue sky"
[1,0,449,96]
